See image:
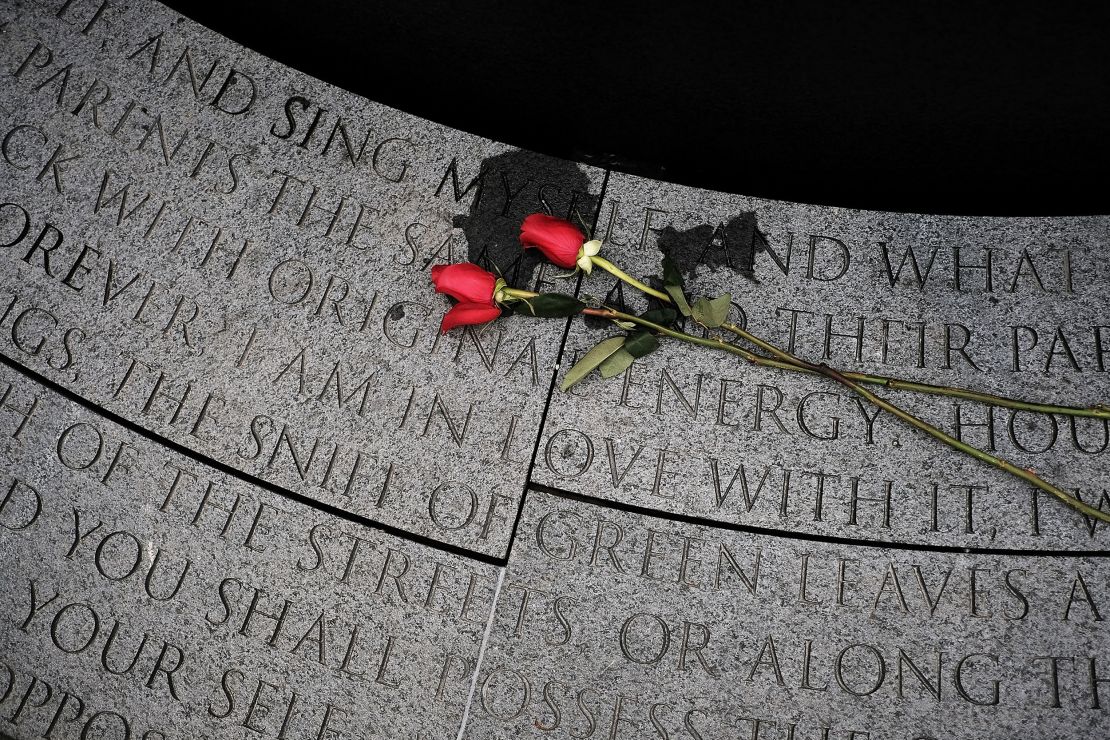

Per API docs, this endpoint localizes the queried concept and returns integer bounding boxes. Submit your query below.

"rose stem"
[502,288,540,300]
[590,257,672,301]
[723,321,1110,419]
[581,306,1110,526]
[589,260,1110,420]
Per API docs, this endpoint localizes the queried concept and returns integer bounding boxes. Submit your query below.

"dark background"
[164,1,1109,216]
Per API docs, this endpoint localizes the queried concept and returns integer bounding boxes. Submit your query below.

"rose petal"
[441,302,502,332]
[519,213,584,268]
[431,263,497,304]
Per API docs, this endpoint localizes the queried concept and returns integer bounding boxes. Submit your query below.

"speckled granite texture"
[1,1,1107,738]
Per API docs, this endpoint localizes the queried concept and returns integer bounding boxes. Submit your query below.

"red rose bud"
[519,213,586,269]
[431,262,502,332]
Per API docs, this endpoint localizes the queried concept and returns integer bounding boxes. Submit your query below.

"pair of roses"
[431,214,596,331]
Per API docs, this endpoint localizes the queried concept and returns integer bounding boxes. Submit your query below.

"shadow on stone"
[656,212,767,281]
[455,149,597,290]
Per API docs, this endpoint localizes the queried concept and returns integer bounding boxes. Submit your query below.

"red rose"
[519,214,585,269]
[431,263,502,332]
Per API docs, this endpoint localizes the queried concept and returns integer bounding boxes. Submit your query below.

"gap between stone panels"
[503,167,613,565]
[450,168,613,740]
[0,351,507,566]
[527,482,1110,560]
[453,566,506,740]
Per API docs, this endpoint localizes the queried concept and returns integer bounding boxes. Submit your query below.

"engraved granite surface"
[1,1,1108,739]
[465,490,1110,739]
[0,363,499,740]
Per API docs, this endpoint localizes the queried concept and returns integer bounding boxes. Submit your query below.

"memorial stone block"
[0,0,604,556]
[2,1,1109,738]
[537,173,1110,550]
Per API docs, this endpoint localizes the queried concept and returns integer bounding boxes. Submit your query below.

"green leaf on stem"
[662,257,683,289]
[640,307,678,327]
[662,257,692,316]
[691,293,731,328]
[599,348,636,378]
[560,336,625,391]
[624,331,659,358]
[666,286,692,317]
[513,293,586,318]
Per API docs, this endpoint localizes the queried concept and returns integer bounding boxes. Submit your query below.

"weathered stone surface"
[536,173,1110,549]
[464,489,1110,739]
[0,0,603,556]
[0,361,501,740]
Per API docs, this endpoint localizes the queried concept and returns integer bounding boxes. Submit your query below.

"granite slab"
[536,173,1110,550]
[2,3,1110,739]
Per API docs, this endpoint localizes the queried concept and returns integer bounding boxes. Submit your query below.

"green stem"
[582,306,1110,526]
[720,321,1110,420]
[502,288,540,300]
[590,257,1109,419]
[590,257,671,302]
[817,362,1110,526]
